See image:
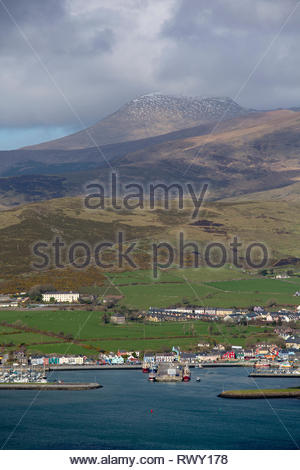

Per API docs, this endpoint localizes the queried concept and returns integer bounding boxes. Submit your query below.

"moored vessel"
[142,361,150,373]
[148,372,156,382]
[183,364,191,382]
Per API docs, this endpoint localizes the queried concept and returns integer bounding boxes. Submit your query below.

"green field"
[104,269,300,309]
[206,278,299,293]
[0,267,296,355]
[0,309,279,354]
[0,331,66,347]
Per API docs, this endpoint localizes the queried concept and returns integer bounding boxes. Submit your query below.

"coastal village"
[1,340,300,386]
[3,0,300,453]
[1,339,299,370]
[0,286,300,384]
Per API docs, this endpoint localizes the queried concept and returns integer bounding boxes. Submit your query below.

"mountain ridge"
[22,94,252,151]
[1,109,300,206]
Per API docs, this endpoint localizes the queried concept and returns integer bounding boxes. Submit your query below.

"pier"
[0,382,102,390]
[155,363,183,382]
[249,372,300,378]
[219,388,300,399]
[48,364,142,371]
[201,362,250,368]
[154,363,191,382]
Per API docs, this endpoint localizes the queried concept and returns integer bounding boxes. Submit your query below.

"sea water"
[0,368,299,449]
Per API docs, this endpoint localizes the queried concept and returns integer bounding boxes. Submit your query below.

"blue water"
[0,368,299,450]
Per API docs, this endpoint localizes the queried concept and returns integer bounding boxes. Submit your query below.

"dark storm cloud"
[0,0,67,54]
[0,0,300,130]
[0,0,114,57]
[157,0,300,108]
[162,0,300,36]
[0,0,66,28]
[0,0,118,127]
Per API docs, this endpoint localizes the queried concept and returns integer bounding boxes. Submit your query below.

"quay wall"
[0,382,102,390]
[249,372,300,378]
[48,364,142,371]
[219,388,300,399]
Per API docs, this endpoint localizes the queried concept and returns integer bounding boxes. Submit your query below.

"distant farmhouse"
[42,292,80,303]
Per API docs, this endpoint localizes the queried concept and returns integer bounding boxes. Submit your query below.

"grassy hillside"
[224,181,300,203]
[105,269,300,309]
[0,195,300,294]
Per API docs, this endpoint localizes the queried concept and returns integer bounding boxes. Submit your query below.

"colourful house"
[222,351,236,360]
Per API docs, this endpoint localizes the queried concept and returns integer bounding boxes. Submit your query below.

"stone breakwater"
[249,372,300,378]
[219,388,300,399]
[0,382,102,390]
[48,364,142,371]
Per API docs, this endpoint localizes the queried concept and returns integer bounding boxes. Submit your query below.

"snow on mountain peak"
[120,93,248,123]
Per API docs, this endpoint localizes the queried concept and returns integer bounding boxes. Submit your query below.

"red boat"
[148,372,156,382]
[183,365,191,382]
[142,361,150,373]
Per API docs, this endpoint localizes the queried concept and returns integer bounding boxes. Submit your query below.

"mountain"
[108,109,300,199]
[23,94,251,150]
[1,98,300,282]
[1,108,300,206]
[0,120,224,177]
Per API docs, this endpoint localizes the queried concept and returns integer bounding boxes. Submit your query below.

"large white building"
[42,292,80,303]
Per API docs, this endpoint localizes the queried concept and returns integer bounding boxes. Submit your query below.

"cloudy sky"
[1,0,300,149]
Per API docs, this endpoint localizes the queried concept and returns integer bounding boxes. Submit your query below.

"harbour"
[0,367,102,390]
[0,368,299,450]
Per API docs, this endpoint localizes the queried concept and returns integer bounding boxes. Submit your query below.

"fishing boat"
[196,377,201,382]
[148,372,156,382]
[183,364,191,382]
[142,361,150,373]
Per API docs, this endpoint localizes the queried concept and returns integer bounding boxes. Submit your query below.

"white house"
[59,356,84,365]
[42,292,80,303]
[155,353,175,363]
